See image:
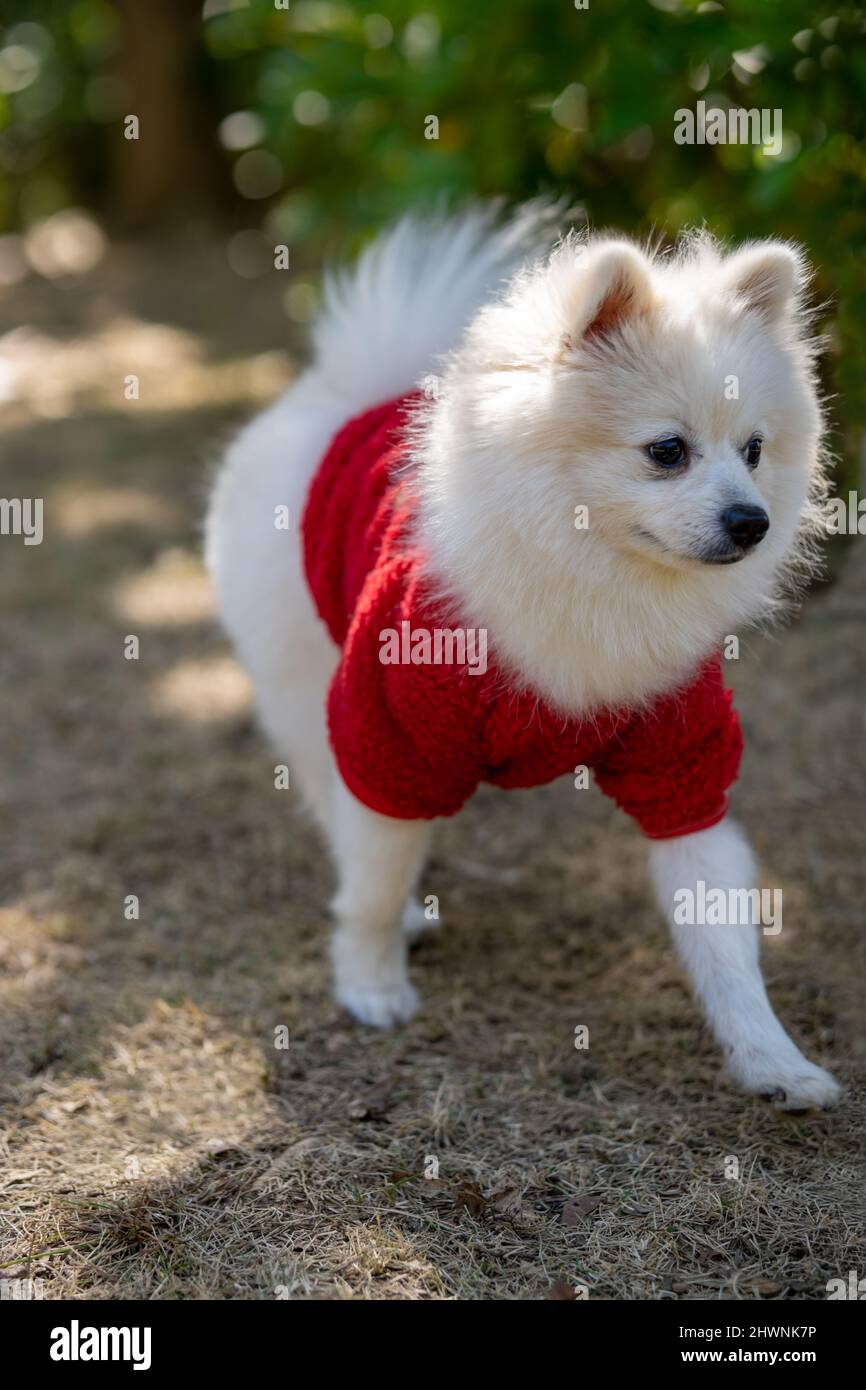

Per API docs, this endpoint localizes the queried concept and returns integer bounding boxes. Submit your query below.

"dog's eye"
[646,436,687,469]
[744,436,762,468]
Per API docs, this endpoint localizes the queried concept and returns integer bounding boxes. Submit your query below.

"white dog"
[206,204,840,1111]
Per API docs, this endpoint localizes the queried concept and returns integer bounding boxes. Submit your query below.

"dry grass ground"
[0,242,863,1301]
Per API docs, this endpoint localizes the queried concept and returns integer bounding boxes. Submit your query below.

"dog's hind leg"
[649,818,841,1111]
[329,778,432,1027]
[253,649,337,839]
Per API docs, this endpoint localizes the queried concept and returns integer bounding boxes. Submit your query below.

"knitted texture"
[302,395,743,838]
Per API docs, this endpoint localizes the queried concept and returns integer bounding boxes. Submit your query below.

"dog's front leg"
[329,778,432,1027]
[649,818,841,1110]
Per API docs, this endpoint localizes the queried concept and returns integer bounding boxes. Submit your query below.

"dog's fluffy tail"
[311,200,563,412]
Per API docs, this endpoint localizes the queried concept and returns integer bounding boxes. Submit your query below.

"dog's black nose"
[721,504,769,551]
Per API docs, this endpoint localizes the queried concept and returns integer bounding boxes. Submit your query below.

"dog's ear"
[563,242,655,351]
[721,241,807,323]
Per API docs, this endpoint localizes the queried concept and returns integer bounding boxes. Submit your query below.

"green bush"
[2,0,863,479]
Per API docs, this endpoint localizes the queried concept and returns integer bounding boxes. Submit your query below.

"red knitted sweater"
[302,395,743,838]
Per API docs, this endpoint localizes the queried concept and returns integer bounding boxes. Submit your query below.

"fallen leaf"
[562,1194,604,1225]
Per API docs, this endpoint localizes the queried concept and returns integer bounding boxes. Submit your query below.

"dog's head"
[451,232,824,592]
[419,229,827,708]
[550,235,822,577]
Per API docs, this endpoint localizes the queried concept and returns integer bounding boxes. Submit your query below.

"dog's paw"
[336,976,419,1028]
[401,897,441,941]
[727,1048,842,1112]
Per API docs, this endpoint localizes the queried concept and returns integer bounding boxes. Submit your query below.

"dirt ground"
[1,241,864,1301]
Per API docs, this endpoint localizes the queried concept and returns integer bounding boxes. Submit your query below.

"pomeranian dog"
[206,203,840,1110]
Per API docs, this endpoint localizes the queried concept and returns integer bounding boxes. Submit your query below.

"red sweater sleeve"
[593,658,743,839]
[326,555,488,820]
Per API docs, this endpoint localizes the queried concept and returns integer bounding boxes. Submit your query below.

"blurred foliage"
[1,0,865,477]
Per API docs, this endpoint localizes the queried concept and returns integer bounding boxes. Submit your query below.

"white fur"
[650,822,839,1109]
[206,205,839,1106]
[413,232,825,712]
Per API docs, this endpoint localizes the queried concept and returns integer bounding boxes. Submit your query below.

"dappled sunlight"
[339,1223,443,1296]
[52,485,182,539]
[0,317,292,426]
[0,899,74,1012]
[112,548,215,628]
[24,208,107,280]
[2,988,453,1298]
[149,654,252,723]
[96,1000,272,1146]
[5,994,275,1206]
